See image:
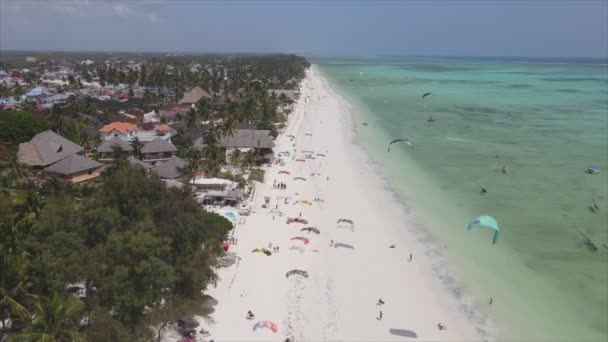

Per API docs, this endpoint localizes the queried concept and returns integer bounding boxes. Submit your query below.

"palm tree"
[129,137,143,159]
[0,156,31,190]
[184,147,204,182]
[11,191,42,232]
[241,150,257,170]
[9,294,87,342]
[229,148,242,166]
[185,108,202,129]
[106,146,129,173]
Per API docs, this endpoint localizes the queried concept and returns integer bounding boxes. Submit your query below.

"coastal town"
[2,1,606,341]
[0,51,485,342]
[1,53,306,201]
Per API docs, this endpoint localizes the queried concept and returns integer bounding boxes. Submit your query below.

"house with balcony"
[96,138,133,162]
[140,138,177,164]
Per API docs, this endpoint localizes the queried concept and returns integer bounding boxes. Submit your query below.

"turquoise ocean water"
[315,57,608,341]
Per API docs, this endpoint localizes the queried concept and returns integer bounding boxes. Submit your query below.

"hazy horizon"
[1,0,607,58]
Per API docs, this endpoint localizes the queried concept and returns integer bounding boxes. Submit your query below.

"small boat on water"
[584,166,600,174]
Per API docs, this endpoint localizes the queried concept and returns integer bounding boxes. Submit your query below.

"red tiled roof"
[99,122,137,133]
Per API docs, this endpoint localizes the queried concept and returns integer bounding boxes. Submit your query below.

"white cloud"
[147,13,158,23]
[113,4,132,17]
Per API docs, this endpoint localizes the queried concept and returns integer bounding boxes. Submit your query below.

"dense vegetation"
[0,110,48,145]
[0,166,232,340]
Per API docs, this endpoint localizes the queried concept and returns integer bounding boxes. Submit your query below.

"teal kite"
[293,177,306,181]
[467,215,500,244]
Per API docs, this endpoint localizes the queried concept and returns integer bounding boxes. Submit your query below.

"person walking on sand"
[378,310,383,320]
[330,240,334,247]
[409,253,413,262]
[489,298,493,305]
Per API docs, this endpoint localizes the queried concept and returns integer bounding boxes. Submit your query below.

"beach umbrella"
[220,241,230,251]
[467,215,500,244]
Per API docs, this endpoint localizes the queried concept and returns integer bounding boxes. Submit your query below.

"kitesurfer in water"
[480,187,488,195]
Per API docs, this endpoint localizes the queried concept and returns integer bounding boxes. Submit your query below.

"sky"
[1,0,607,58]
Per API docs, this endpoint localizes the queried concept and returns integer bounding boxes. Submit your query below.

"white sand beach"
[165,66,482,341]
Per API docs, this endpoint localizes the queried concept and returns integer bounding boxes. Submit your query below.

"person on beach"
[330,240,334,246]
[489,298,493,305]
[299,212,302,217]
[378,310,383,320]
[409,253,413,262]
[247,310,255,319]
[377,298,385,305]
[437,323,446,330]
[389,244,395,248]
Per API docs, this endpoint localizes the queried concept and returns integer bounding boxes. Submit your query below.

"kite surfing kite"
[253,321,278,333]
[334,242,355,249]
[286,269,309,278]
[252,248,272,256]
[422,92,432,100]
[337,219,354,225]
[301,227,320,234]
[467,215,500,244]
[290,245,305,253]
[291,236,310,245]
[293,177,307,181]
[387,138,413,152]
[278,170,291,175]
[287,218,308,224]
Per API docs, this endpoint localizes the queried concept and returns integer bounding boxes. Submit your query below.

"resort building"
[17,130,84,168]
[96,138,134,162]
[140,138,177,164]
[44,154,103,183]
